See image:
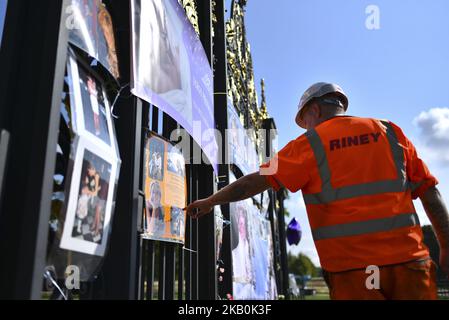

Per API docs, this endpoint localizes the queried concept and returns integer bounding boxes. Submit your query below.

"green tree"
[288,252,318,277]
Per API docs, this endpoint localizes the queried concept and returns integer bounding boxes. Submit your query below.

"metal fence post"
[0,0,70,299]
[98,0,141,299]
[210,0,234,299]
[196,0,219,300]
[277,189,290,299]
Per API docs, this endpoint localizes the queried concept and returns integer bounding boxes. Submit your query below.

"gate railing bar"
[164,243,176,300]
[138,101,149,300]
[151,105,159,133]
[191,165,199,300]
[158,242,166,300]
[146,240,155,300]
[0,129,10,209]
[137,237,145,300]
[178,243,184,300]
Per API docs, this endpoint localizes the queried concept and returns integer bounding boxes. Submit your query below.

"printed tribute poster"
[143,134,187,244]
[229,172,278,300]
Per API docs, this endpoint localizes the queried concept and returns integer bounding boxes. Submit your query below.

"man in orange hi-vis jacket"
[185,82,449,300]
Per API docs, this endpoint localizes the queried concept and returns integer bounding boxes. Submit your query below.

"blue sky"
[242,0,449,266]
[0,0,6,46]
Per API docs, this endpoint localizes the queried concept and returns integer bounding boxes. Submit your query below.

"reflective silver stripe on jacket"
[312,212,419,241]
[303,121,410,205]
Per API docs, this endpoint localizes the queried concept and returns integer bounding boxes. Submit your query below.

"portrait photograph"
[231,200,254,300]
[60,137,118,257]
[78,65,111,145]
[69,54,115,151]
[145,180,166,238]
[148,136,165,181]
[169,206,185,239]
[167,144,185,177]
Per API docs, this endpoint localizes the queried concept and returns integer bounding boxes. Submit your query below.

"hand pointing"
[184,198,214,219]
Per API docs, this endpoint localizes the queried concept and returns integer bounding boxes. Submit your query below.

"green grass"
[304,293,330,300]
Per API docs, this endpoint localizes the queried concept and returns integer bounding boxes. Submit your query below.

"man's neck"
[316,113,347,126]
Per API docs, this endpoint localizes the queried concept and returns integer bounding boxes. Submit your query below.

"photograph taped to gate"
[170,206,185,238]
[68,0,120,78]
[148,136,165,181]
[146,180,165,237]
[60,137,118,256]
[71,149,111,243]
[68,53,117,153]
[78,67,111,145]
[167,144,185,177]
[215,206,224,262]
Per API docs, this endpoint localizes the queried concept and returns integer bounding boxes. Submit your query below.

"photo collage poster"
[131,0,218,172]
[229,172,278,300]
[143,134,187,244]
[59,52,120,257]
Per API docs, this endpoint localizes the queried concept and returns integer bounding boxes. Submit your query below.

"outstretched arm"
[185,172,272,219]
[420,186,449,275]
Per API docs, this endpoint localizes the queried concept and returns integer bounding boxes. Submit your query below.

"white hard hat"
[295,82,349,128]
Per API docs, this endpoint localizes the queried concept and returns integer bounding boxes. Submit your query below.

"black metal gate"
[0,0,289,300]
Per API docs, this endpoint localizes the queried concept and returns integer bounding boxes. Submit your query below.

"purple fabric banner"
[131,0,218,172]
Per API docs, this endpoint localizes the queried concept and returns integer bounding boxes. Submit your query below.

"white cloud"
[412,108,449,228]
[414,200,431,226]
[413,108,449,165]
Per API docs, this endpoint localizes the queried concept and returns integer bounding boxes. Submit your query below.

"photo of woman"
[231,202,254,299]
[145,181,165,237]
[170,206,185,238]
[167,145,185,177]
[215,207,224,262]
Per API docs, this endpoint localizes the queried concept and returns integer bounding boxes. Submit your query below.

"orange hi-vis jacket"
[261,116,438,272]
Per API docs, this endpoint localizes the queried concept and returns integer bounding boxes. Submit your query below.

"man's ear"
[311,103,321,117]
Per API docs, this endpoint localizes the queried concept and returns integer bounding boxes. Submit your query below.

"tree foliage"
[288,252,318,277]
